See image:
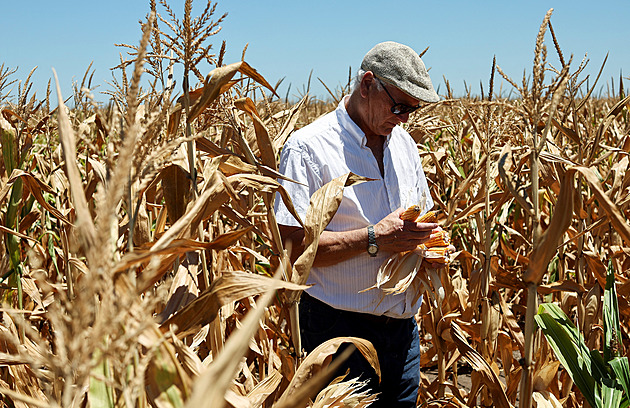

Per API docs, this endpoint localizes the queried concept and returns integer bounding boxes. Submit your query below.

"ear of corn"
[372,207,452,306]
[400,205,423,221]
[418,230,450,249]
[419,246,451,265]
[416,210,438,223]
[399,205,439,223]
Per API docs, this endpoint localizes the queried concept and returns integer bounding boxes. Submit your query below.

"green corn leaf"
[536,304,600,408]
[537,303,609,381]
[145,343,186,408]
[537,303,582,342]
[602,381,624,408]
[5,178,23,260]
[89,349,115,408]
[1,120,23,284]
[610,357,630,402]
[604,259,622,362]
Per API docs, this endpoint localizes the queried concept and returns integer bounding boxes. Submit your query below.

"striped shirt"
[274,96,433,318]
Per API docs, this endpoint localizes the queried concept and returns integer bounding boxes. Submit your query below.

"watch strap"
[367,225,378,257]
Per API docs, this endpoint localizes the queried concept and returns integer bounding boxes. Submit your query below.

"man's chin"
[382,125,396,134]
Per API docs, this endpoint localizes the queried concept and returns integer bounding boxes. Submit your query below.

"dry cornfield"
[1,3,629,408]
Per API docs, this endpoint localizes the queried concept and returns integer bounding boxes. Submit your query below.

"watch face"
[368,244,378,255]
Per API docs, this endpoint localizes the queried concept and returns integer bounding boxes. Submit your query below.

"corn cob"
[421,246,451,265]
[400,204,438,223]
[400,205,422,221]
[368,205,452,305]
[416,210,438,223]
[418,230,450,249]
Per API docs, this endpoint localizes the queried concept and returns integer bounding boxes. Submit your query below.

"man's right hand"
[373,207,438,253]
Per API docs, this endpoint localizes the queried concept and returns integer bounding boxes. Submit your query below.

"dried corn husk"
[367,206,452,304]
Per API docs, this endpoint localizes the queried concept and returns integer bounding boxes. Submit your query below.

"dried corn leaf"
[158,252,200,322]
[481,291,502,351]
[147,174,229,253]
[574,166,630,246]
[191,173,302,236]
[246,369,282,407]
[53,70,97,251]
[184,273,279,408]
[498,144,534,216]
[311,377,378,408]
[587,94,630,164]
[609,156,628,199]
[274,94,308,151]
[7,363,50,408]
[216,154,258,176]
[234,97,277,170]
[551,118,580,144]
[277,337,380,407]
[119,227,251,275]
[0,387,49,408]
[0,169,70,225]
[498,331,515,379]
[523,170,574,284]
[224,389,251,408]
[132,193,151,247]
[582,283,602,339]
[0,225,39,244]
[365,251,422,294]
[161,164,192,223]
[171,333,204,379]
[184,61,277,124]
[532,390,563,407]
[195,140,294,183]
[537,281,584,295]
[451,322,512,408]
[160,270,307,334]
[499,234,529,266]
[533,361,560,392]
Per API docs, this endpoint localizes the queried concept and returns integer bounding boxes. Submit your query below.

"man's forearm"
[279,208,438,267]
[280,226,368,267]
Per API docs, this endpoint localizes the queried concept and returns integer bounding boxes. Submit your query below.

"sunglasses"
[376,77,421,115]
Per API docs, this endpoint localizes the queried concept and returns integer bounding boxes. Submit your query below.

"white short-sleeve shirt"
[274,96,433,318]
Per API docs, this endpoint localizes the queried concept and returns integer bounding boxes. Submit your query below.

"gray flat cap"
[361,41,439,103]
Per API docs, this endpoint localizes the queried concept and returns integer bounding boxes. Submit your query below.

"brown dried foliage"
[0,6,629,408]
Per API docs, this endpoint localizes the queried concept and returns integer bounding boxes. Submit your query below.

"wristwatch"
[367,225,378,257]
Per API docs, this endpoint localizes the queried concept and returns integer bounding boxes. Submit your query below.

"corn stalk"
[1,115,25,342]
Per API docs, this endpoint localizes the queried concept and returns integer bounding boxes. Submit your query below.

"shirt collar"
[335,95,393,147]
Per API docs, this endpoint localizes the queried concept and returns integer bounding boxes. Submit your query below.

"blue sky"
[1,0,628,104]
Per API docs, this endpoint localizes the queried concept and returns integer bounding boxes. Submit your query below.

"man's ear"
[360,70,375,98]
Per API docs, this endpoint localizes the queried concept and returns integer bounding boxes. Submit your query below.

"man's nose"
[397,112,411,123]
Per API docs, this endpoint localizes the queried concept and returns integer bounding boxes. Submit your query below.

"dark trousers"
[299,292,420,407]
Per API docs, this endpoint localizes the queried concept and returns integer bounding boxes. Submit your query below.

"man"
[274,41,440,406]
